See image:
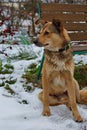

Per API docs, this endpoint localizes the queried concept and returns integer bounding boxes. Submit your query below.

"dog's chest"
[46,54,67,71]
[48,59,66,72]
[47,66,66,86]
[46,61,67,92]
[51,74,66,93]
[56,60,66,71]
[53,76,65,87]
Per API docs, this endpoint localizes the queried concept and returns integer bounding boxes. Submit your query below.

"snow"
[0,89,87,130]
[22,20,32,27]
[0,44,87,130]
[0,24,7,32]
[74,55,87,65]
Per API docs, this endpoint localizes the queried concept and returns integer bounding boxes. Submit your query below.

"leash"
[36,54,44,81]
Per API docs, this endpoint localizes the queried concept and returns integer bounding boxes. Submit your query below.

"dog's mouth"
[33,39,49,47]
[44,43,49,46]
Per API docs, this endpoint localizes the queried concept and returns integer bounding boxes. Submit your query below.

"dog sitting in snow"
[34,19,87,122]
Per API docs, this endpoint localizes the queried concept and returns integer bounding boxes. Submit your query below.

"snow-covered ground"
[0,44,87,130]
[0,88,87,130]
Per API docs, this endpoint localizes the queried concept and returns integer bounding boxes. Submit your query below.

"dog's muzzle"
[33,39,49,47]
[33,39,43,47]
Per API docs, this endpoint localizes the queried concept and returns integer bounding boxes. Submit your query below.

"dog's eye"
[44,31,49,35]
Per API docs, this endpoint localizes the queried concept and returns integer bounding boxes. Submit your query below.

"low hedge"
[23,63,87,89]
[74,64,87,89]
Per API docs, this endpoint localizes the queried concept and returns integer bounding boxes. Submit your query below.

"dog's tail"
[79,90,87,105]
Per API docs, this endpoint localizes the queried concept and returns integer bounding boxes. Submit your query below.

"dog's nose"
[33,39,38,45]
[33,38,43,47]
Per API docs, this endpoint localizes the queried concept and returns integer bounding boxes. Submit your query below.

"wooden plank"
[64,23,87,31]
[86,15,87,21]
[69,32,87,41]
[72,45,87,51]
[41,13,87,22]
[41,3,87,12]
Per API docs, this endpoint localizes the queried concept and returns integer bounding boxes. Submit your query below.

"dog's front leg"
[42,69,51,116]
[65,71,83,122]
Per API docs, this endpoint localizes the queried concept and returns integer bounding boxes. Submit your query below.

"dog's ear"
[52,19,63,33]
[35,19,48,25]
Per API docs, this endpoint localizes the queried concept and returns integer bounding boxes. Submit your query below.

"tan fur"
[34,19,87,122]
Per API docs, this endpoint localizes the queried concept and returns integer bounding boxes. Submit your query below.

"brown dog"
[34,19,87,122]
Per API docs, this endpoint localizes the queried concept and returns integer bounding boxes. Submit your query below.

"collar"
[44,42,71,53]
[59,42,71,53]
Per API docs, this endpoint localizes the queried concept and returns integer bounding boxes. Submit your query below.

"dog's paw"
[42,109,51,116]
[74,114,83,122]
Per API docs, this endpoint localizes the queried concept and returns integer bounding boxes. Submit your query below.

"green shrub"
[5,84,15,95]
[19,99,29,104]
[22,63,42,88]
[4,64,14,70]
[0,60,3,72]
[0,81,5,87]
[0,61,14,74]
[74,64,87,89]
[23,83,34,92]
[5,77,17,84]
[0,60,16,89]
[23,63,87,90]
[9,46,37,61]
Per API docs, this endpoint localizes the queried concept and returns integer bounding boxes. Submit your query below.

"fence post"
[36,2,44,81]
[37,2,41,18]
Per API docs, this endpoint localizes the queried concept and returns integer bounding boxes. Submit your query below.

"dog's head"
[34,19,70,51]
